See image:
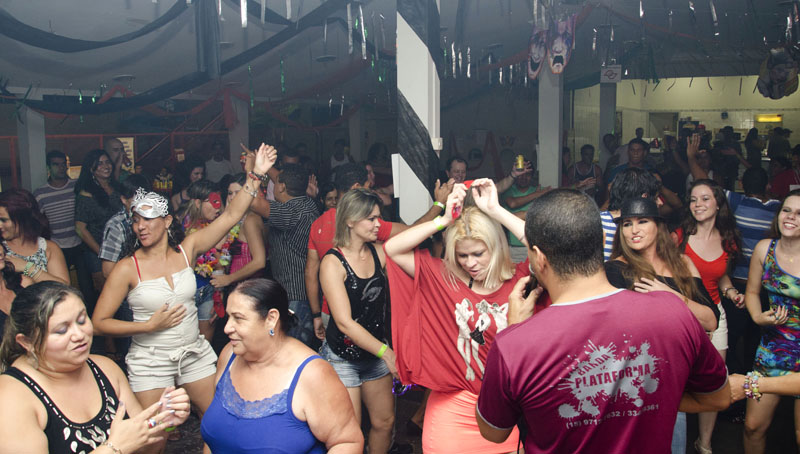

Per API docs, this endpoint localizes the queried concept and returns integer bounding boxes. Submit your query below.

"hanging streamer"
[218,0,223,19]
[187,0,192,4]
[639,0,644,19]
[466,47,471,78]
[347,3,353,55]
[359,4,367,60]
[286,0,292,20]
[709,0,719,36]
[241,0,247,28]
[329,96,333,116]
[371,12,378,62]
[458,49,463,77]
[499,65,503,84]
[488,53,492,85]
[248,65,254,107]
[592,28,597,58]
[509,64,513,84]
[451,42,456,78]
[379,13,386,53]
[280,57,286,93]
[340,95,345,116]
[443,35,448,78]
[261,0,266,23]
[533,0,538,28]
[78,89,84,123]
[323,18,328,52]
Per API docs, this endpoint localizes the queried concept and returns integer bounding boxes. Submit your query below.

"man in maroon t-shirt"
[305,163,452,339]
[476,189,730,454]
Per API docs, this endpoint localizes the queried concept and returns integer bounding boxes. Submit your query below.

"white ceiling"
[0,0,793,108]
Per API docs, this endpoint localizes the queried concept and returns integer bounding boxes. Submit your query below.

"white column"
[394,2,441,224]
[599,83,617,140]
[17,106,47,191]
[228,97,249,162]
[537,68,563,189]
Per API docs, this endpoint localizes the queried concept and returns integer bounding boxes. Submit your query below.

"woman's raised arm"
[384,184,467,276]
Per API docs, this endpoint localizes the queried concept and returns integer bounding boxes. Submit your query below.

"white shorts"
[710,303,728,351]
[126,336,217,392]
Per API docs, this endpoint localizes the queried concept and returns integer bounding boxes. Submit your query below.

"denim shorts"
[195,283,215,321]
[320,342,390,388]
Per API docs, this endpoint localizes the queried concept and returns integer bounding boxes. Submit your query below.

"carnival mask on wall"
[528,28,548,80]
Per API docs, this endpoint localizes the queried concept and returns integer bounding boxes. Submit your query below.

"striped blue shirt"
[726,190,781,280]
[600,210,617,261]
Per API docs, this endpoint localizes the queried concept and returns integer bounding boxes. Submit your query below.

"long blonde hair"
[442,207,514,290]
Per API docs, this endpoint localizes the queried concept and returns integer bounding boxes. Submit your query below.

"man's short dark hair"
[525,189,603,277]
[608,167,661,211]
[279,164,309,197]
[334,138,347,148]
[445,156,467,171]
[116,174,150,199]
[46,150,66,166]
[334,163,368,193]
[628,138,649,150]
[580,144,595,154]
[742,167,768,195]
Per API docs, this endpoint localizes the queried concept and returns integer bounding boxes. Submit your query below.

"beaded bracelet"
[248,171,269,182]
[101,440,123,454]
[744,371,762,401]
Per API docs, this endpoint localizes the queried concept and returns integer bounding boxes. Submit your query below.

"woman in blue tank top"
[201,278,363,453]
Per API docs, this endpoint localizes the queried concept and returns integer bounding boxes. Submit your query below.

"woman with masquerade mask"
[92,145,276,451]
[176,180,229,343]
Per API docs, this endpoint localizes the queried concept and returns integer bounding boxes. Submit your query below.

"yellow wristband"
[376,343,388,359]
[433,201,445,210]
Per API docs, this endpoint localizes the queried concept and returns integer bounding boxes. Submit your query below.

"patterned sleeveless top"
[3,237,49,271]
[4,358,119,454]
[754,239,800,375]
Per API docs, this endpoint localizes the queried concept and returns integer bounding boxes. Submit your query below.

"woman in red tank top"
[675,179,742,454]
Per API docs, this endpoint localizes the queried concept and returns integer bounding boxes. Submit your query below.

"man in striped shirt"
[33,150,94,301]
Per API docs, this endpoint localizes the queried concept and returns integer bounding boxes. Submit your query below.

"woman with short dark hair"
[201,278,363,453]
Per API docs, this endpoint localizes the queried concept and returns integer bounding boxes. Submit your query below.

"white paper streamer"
[709,0,719,36]
[329,96,333,116]
[286,0,292,20]
[488,53,492,85]
[323,19,328,52]
[218,0,224,20]
[261,0,266,23]
[639,0,644,19]
[340,95,345,116]
[499,65,503,85]
[379,13,386,53]
[458,49,463,77]
[241,0,247,28]
[186,0,192,4]
[347,3,353,55]
[359,4,367,60]
[466,47,471,78]
[509,64,513,84]
[451,42,456,78]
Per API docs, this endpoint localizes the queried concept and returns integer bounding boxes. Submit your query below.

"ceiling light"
[756,114,782,123]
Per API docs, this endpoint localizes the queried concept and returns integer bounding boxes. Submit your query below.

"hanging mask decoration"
[527,27,547,80]
[757,47,798,100]
[547,14,576,75]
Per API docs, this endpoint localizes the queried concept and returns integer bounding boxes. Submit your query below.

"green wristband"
[376,343,388,359]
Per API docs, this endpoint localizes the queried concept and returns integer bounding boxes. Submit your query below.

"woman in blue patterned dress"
[743,189,800,453]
